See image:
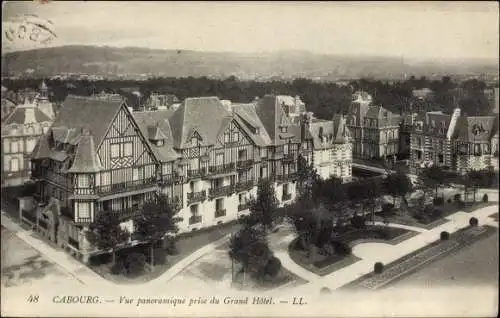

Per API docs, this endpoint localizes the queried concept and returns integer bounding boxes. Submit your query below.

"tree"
[296,154,320,200]
[419,166,447,199]
[364,177,384,223]
[243,179,279,231]
[134,193,182,267]
[86,211,130,265]
[228,226,272,283]
[384,171,413,206]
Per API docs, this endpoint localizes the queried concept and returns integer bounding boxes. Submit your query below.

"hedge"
[374,262,384,274]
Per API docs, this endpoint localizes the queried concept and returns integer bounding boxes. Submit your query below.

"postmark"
[3,14,57,47]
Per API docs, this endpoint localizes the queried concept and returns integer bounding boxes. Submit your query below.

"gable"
[217,119,252,147]
[98,106,157,169]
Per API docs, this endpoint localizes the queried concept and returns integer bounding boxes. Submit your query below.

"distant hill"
[1,45,498,80]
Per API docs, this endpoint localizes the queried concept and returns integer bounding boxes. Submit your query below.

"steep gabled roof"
[2,104,51,126]
[254,95,300,145]
[232,103,272,147]
[456,116,497,142]
[67,133,104,173]
[133,110,180,162]
[168,97,231,149]
[51,95,124,146]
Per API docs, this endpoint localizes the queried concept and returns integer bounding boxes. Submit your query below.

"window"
[191,137,198,147]
[156,139,164,146]
[27,126,35,135]
[283,144,289,155]
[189,157,199,170]
[190,204,198,215]
[11,140,20,153]
[283,183,289,196]
[281,126,288,133]
[303,142,308,150]
[238,193,245,204]
[216,198,224,211]
[101,171,111,185]
[260,148,267,158]
[216,153,224,166]
[123,142,133,156]
[111,142,133,158]
[438,154,444,164]
[3,139,10,153]
[133,166,144,180]
[42,126,49,134]
[233,131,239,142]
[78,202,90,218]
[10,158,20,172]
[474,144,481,156]
[238,149,246,160]
[110,144,120,158]
[254,128,260,134]
[78,175,89,188]
[260,166,267,178]
[224,132,230,144]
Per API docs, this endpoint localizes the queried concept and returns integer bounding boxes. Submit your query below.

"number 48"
[27,295,39,303]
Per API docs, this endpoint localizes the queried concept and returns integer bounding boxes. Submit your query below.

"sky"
[2,1,499,61]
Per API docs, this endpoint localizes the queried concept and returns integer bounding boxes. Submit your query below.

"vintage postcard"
[1,1,499,317]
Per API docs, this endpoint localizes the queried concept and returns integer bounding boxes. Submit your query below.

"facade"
[346,91,401,160]
[409,108,499,174]
[1,82,54,187]
[29,95,304,258]
[145,93,180,110]
[301,113,353,182]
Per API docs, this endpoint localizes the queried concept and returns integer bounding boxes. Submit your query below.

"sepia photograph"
[1,1,499,317]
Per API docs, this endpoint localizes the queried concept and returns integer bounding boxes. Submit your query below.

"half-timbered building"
[31,95,159,256]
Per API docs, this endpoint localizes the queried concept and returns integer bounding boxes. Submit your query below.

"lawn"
[169,244,307,292]
[288,225,415,276]
[374,199,496,230]
[88,220,241,284]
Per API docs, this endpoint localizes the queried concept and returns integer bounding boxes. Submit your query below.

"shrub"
[382,203,395,214]
[264,257,282,278]
[351,215,366,229]
[374,262,384,274]
[469,217,478,227]
[482,194,488,202]
[440,231,450,241]
[124,253,146,277]
[456,201,466,209]
[432,208,443,218]
[454,193,461,202]
[447,198,452,204]
[331,241,352,255]
[153,248,167,265]
[110,258,126,275]
[433,197,444,206]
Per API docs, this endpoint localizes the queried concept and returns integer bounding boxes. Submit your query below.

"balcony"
[208,163,235,176]
[282,193,292,201]
[94,177,157,196]
[282,152,295,162]
[187,190,207,205]
[236,159,253,170]
[75,217,92,224]
[189,215,202,225]
[209,185,234,199]
[238,203,250,211]
[107,207,142,222]
[273,172,297,183]
[235,179,255,192]
[159,173,182,185]
[187,168,207,179]
[215,209,226,218]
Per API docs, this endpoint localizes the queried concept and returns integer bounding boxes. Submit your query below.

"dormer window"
[156,139,164,146]
[191,137,198,147]
[224,132,230,143]
[280,126,288,133]
[233,131,239,142]
[254,127,260,134]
